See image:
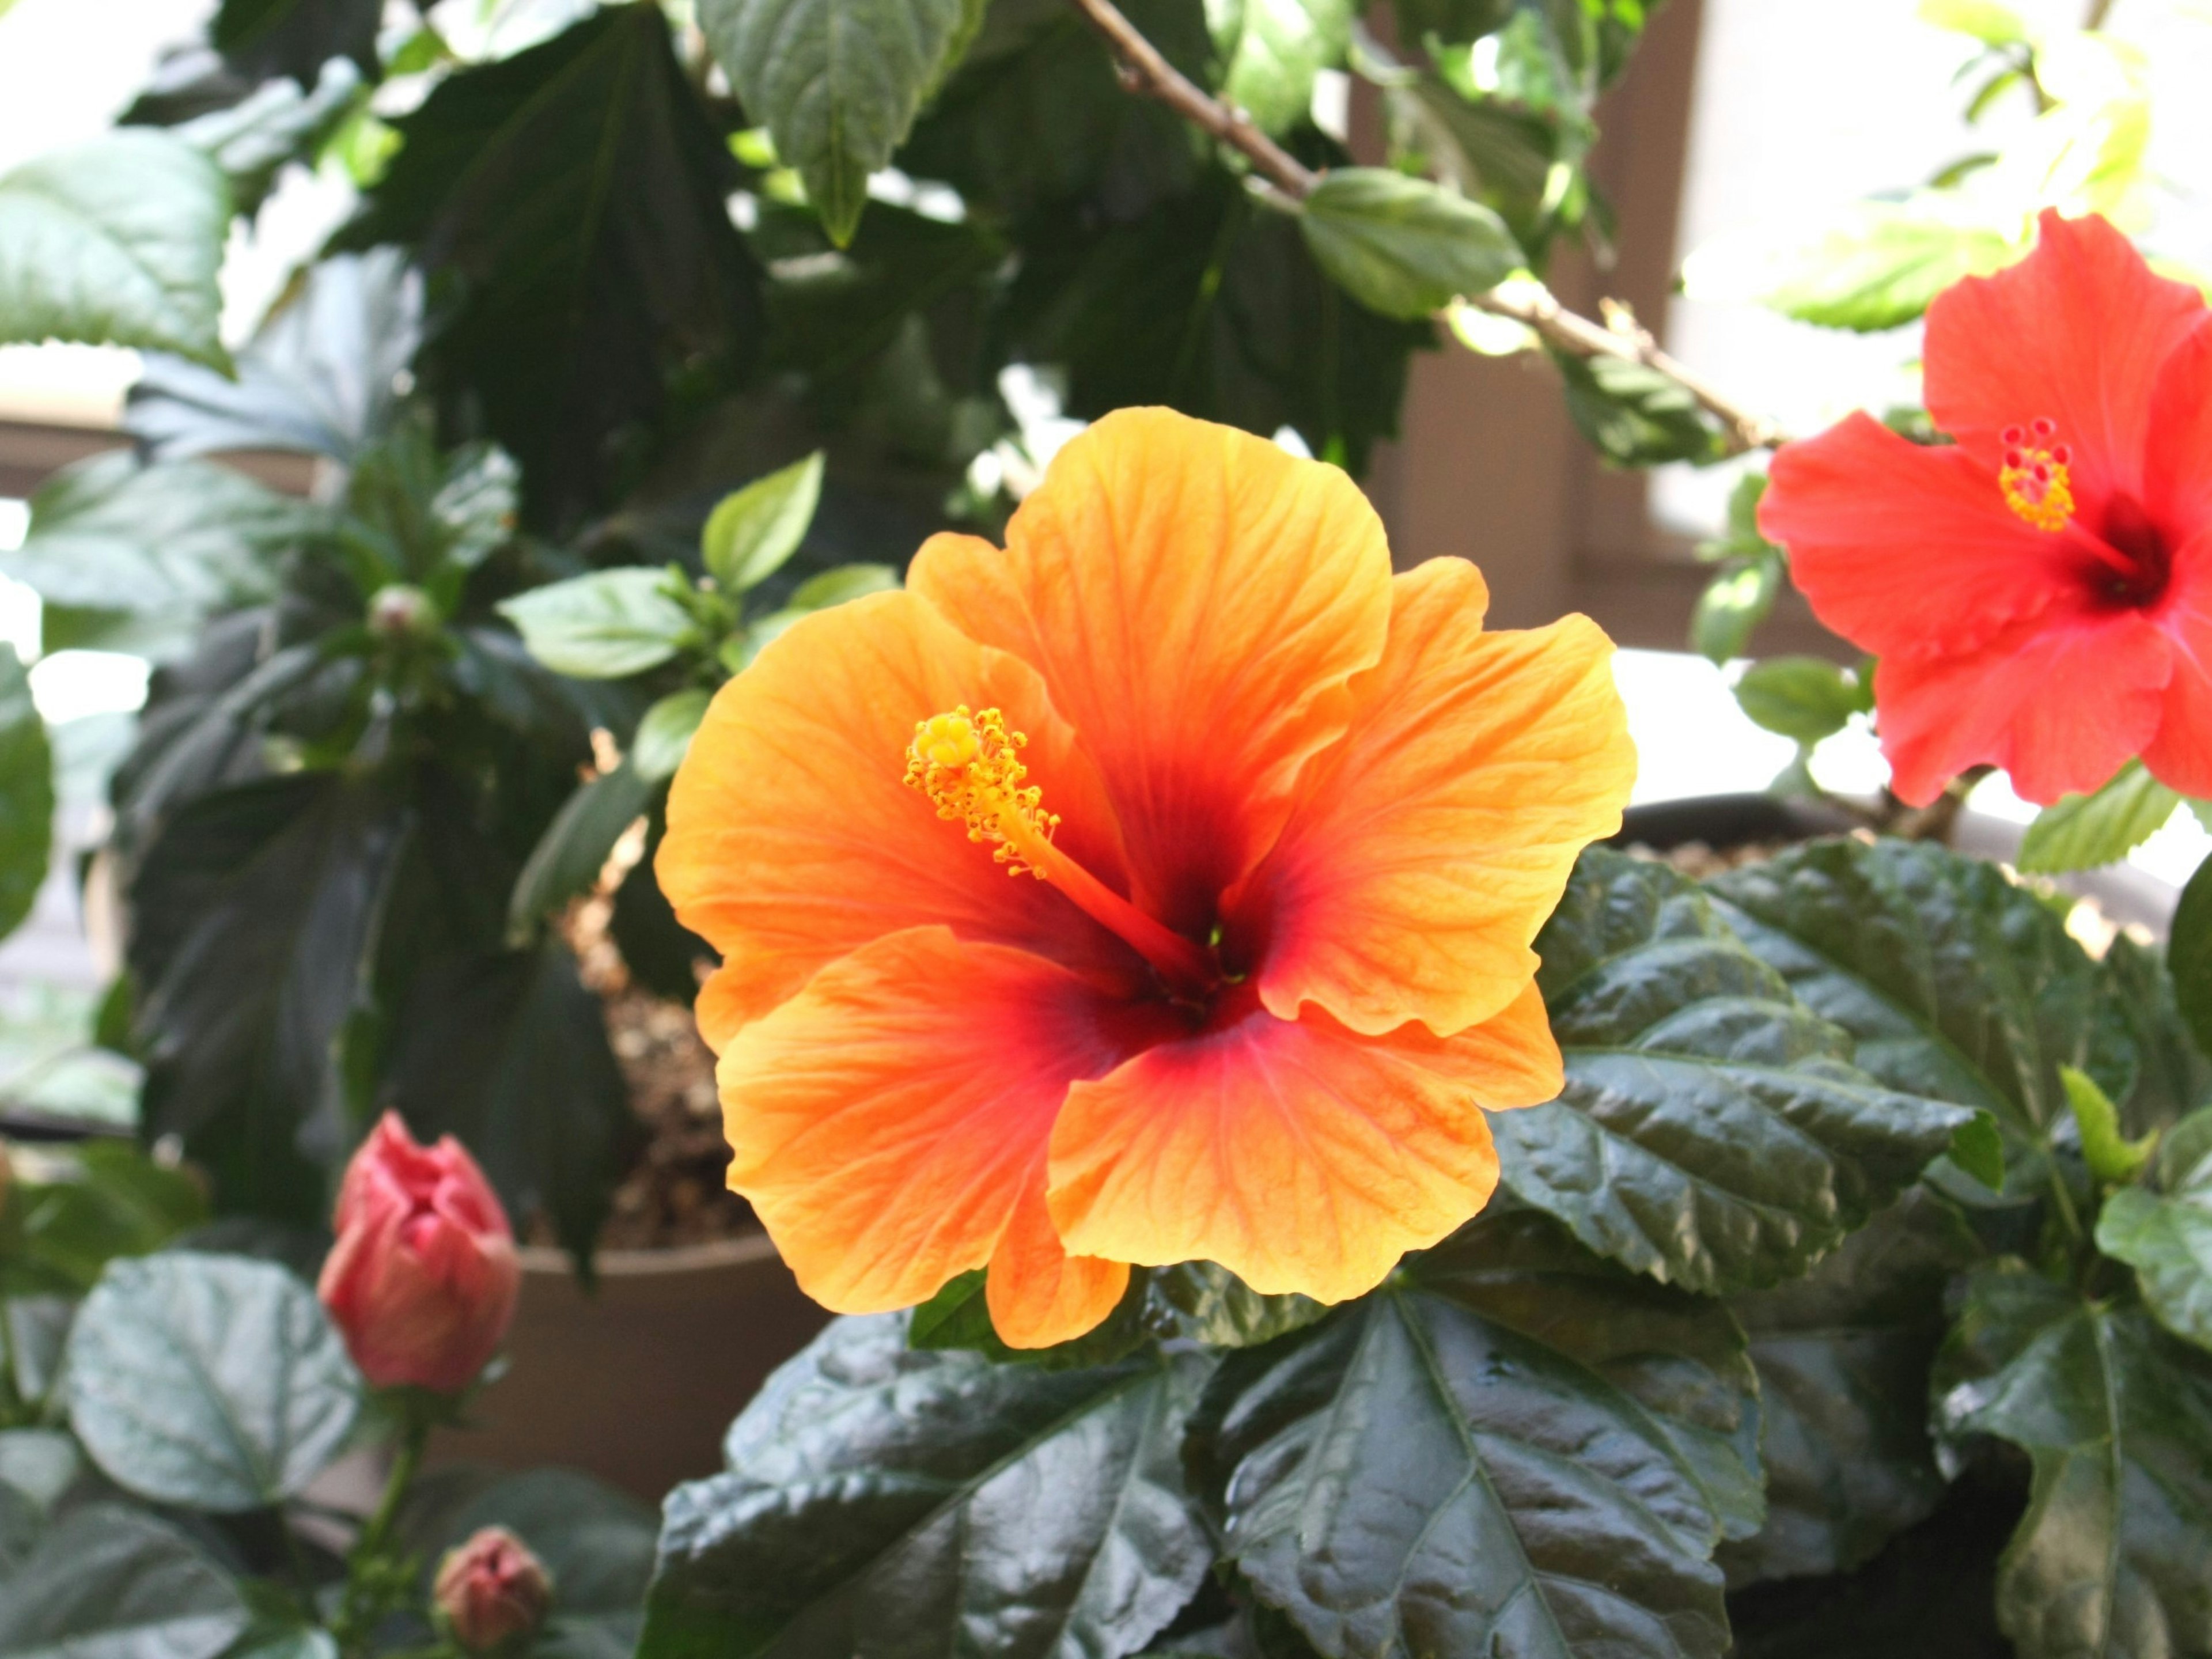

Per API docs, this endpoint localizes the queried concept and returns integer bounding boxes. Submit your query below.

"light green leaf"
[0,1504,248,1659]
[1950,1111,2008,1191]
[1733,656,1873,745]
[2018,762,2181,874]
[788,562,900,609]
[498,568,695,679]
[1917,0,2031,46]
[2097,1104,2212,1353]
[700,452,824,593]
[1498,851,1972,1295]
[0,649,50,945]
[631,689,712,784]
[1299,168,1522,320]
[0,130,232,369]
[6,452,317,622]
[1933,1267,2212,1659]
[1690,555,1783,666]
[699,0,970,244]
[2169,854,2212,1065]
[1554,349,1730,467]
[1211,0,1355,136]
[1682,200,2016,333]
[64,1252,362,1513]
[2060,1064,2155,1184]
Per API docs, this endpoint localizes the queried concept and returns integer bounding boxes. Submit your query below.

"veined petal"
[986,1175,1131,1349]
[660,590,1139,1046]
[2143,531,2212,798]
[910,408,1395,938]
[1764,411,2088,658]
[714,927,1172,1316]
[1875,607,2173,806]
[1046,982,1559,1306]
[1925,210,2206,499]
[1234,558,1633,1037]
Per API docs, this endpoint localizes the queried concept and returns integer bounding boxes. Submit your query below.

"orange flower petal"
[986,1175,1131,1349]
[1045,982,1558,1305]
[1233,558,1633,1038]
[659,590,1141,1039]
[714,926,1172,1316]
[909,408,1394,937]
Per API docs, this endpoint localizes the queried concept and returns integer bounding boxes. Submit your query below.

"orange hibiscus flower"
[658,408,1635,1348]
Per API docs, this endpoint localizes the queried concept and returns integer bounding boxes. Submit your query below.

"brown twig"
[1060,0,1785,454]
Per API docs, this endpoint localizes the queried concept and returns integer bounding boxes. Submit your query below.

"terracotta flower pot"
[427,1232,830,1502]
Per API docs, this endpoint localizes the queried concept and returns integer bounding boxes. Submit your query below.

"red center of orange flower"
[904,707,1221,1002]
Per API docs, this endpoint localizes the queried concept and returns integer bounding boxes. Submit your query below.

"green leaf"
[1918,0,2031,46]
[1188,1210,1756,1659]
[628,692,711,786]
[64,1252,361,1512]
[1707,838,2134,1205]
[1680,200,2016,333]
[2017,761,2182,874]
[0,131,231,369]
[506,763,656,944]
[2059,1064,2156,1183]
[1145,1261,1327,1347]
[1733,657,1872,745]
[787,562,902,609]
[128,776,406,1224]
[211,0,382,86]
[176,58,363,217]
[907,1266,1155,1369]
[1950,1111,2008,1191]
[498,569,695,680]
[6,452,316,622]
[1932,1266,2212,1659]
[1497,850,1972,1294]
[412,1468,657,1650]
[338,6,765,522]
[702,453,825,594]
[2172,854,2212,1066]
[0,1140,209,1297]
[1213,0,1356,135]
[1553,349,1728,467]
[0,649,51,946]
[384,937,643,1271]
[1298,168,1522,321]
[2096,1107,2212,1352]
[2103,935,2212,1136]
[642,1316,1213,1658]
[1718,1190,1981,1586]
[0,1503,249,1659]
[700,0,971,244]
[1690,554,1784,666]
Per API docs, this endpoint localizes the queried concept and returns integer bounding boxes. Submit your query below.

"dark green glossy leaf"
[1718,1190,1981,1585]
[1732,657,1870,746]
[176,58,362,215]
[2173,854,2212,1067]
[128,775,406,1223]
[1188,1210,1756,1659]
[0,131,230,369]
[339,5,766,524]
[1950,1111,2008,1191]
[906,1266,1153,1370]
[1145,1262,1327,1348]
[506,762,656,945]
[701,0,969,244]
[2101,935,2212,1139]
[6,452,316,620]
[1299,168,1522,321]
[642,1315,1212,1659]
[211,0,381,86]
[128,249,419,464]
[2018,762,2183,875]
[0,1503,249,1659]
[383,936,641,1270]
[1553,350,1728,467]
[608,806,713,1006]
[1497,850,1971,1294]
[1212,0,1354,134]
[65,1252,361,1512]
[0,648,50,944]
[0,1139,209,1296]
[1707,838,2135,1204]
[498,569,694,679]
[1933,1266,2212,1659]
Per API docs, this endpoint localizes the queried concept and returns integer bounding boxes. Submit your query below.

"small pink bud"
[316,1112,520,1393]
[366,583,441,643]
[434,1527,552,1652]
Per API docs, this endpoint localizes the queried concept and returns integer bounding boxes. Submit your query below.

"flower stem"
[334,1406,433,1656]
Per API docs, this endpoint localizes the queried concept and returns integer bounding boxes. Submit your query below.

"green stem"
[335,1409,432,1655]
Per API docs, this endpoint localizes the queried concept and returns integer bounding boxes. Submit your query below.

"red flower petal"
[2142,529,2212,798]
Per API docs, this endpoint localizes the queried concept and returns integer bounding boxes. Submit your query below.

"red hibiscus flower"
[1759,209,2212,806]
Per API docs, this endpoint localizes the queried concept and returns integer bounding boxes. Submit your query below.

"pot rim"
[517,1229,778,1277]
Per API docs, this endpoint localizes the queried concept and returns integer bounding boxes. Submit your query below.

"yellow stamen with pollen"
[903,706,1060,877]
[901,704,1217,997]
[1998,418,2075,533]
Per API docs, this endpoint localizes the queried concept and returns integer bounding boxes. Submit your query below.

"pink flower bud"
[433,1527,552,1652]
[316,1112,520,1393]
